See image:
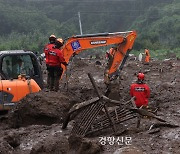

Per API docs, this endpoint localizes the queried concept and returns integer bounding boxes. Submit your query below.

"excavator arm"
[62,31,137,80]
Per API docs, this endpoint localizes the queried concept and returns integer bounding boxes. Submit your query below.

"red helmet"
[137,73,145,80]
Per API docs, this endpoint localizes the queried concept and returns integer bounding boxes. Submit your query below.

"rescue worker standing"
[44,35,57,88]
[104,47,116,85]
[106,47,116,63]
[45,38,67,91]
[144,48,150,63]
[105,47,117,76]
[130,73,150,108]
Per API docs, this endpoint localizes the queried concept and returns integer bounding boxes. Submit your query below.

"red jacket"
[44,43,54,64]
[45,46,66,67]
[130,83,150,107]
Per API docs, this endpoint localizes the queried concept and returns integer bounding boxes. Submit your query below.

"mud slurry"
[0,58,180,154]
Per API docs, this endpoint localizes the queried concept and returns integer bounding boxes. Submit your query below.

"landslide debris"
[0,58,179,154]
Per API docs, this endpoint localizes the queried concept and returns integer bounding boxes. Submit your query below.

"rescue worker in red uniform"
[130,73,150,108]
[44,35,57,61]
[44,35,57,88]
[45,38,67,91]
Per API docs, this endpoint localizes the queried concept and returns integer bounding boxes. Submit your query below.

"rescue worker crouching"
[46,38,68,92]
[130,73,150,108]
[44,34,57,88]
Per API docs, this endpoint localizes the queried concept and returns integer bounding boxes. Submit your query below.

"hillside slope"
[131,0,180,50]
[0,0,179,53]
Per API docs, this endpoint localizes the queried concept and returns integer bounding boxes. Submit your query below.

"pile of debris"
[0,58,179,154]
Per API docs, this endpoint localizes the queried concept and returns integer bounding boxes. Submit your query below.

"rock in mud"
[30,133,69,154]
[113,146,144,154]
[68,135,102,154]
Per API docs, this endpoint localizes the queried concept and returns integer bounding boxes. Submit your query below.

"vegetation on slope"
[0,0,179,58]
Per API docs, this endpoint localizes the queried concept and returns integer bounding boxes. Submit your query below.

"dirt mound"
[8,91,78,128]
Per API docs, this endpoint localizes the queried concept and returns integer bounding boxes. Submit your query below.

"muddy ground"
[0,56,180,154]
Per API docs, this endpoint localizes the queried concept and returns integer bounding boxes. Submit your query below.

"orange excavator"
[0,31,137,110]
[0,50,43,110]
[61,30,137,83]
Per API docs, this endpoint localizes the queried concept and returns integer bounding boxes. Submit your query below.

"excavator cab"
[0,50,43,110]
[0,50,43,88]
